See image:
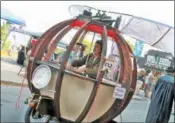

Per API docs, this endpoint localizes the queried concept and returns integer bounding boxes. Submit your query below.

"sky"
[1,1,174,33]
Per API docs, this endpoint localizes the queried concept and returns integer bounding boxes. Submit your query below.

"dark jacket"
[17,50,26,65]
[71,53,101,79]
[145,74,174,123]
[71,53,100,68]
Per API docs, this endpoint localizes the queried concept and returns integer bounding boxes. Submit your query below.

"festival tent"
[69,5,174,56]
[1,7,26,48]
[118,15,174,56]
[10,27,42,38]
[1,7,26,26]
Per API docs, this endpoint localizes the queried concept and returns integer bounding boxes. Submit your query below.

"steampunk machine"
[24,5,138,123]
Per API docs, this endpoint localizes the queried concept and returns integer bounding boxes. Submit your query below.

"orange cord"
[15,67,27,109]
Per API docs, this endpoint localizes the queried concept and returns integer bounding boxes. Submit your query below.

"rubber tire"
[25,106,33,123]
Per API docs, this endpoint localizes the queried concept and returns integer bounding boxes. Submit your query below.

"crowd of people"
[135,68,165,98]
[135,66,174,123]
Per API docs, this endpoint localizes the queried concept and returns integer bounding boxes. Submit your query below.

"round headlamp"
[32,65,51,89]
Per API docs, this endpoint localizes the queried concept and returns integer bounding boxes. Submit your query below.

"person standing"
[145,66,175,123]
[67,40,103,79]
[144,73,154,98]
[17,46,26,65]
[135,69,146,95]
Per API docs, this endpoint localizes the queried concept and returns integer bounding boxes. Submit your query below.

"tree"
[125,40,134,52]
[82,39,93,54]
[1,22,11,50]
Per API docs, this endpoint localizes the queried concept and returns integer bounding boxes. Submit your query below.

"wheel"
[24,106,56,123]
[25,106,32,123]
[25,106,42,123]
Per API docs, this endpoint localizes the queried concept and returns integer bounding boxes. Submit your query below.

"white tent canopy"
[69,4,174,56]
[118,14,174,56]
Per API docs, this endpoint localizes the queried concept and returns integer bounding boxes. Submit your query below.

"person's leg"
[135,80,143,95]
[18,65,24,75]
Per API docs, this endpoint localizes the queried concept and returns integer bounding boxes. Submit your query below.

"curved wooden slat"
[54,20,91,120]
[93,29,132,123]
[115,41,137,116]
[44,26,71,62]
[75,25,108,122]
[27,19,75,93]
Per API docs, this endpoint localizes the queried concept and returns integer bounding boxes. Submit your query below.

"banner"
[137,50,173,71]
[133,40,144,57]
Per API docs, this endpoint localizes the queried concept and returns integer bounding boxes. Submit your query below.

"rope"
[15,66,27,109]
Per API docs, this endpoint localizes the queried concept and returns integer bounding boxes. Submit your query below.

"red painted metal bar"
[70,19,118,39]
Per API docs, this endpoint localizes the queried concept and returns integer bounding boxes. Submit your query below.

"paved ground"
[1,86,174,122]
[1,86,30,122]
[1,58,28,85]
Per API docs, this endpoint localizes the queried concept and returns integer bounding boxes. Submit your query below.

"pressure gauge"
[32,65,51,89]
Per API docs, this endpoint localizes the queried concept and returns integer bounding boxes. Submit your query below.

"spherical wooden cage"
[27,18,137,122]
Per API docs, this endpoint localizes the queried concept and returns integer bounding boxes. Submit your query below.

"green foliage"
[1,23,11,50]
[82,39,92,54]
[54,47,65,54]
[1,23,10,40]
[125,40,134,52]
[54,39,92,55]
[2,40,11,50]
